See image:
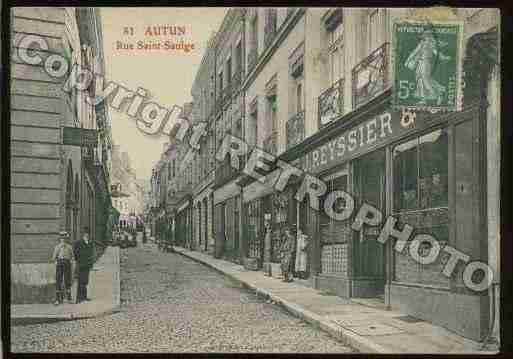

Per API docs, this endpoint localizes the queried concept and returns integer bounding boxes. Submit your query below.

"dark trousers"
[76,267,90,302]
[55,259,72,302]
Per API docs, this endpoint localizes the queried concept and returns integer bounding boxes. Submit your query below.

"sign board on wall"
[62,127,99,147]
[299,109,445,174]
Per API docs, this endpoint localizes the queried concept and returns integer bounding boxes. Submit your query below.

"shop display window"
[393,128,449,212]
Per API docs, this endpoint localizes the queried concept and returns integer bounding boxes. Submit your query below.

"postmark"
[392,18,464,112]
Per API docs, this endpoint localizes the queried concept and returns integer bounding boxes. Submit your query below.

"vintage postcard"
[6,6,501,354]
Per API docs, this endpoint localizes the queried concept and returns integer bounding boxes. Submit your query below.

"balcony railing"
[248,47,258,72]
[286,111,305,149]
[318,79,344,127]
[263,131,277,155]
[352,42,390,110]
[264,10,277,48]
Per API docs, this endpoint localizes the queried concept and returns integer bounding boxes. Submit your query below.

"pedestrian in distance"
[295,229,309,279]
[280,227,296,283]
[73,227,96,303]
[52,231,74,305]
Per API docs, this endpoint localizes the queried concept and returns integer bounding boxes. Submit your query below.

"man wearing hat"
[52,231,74,305]
[73,227,96,303]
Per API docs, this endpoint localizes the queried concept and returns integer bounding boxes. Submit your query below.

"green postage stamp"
[392,19,464,112]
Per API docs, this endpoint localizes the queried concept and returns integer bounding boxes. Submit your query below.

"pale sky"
[100,7,228,180]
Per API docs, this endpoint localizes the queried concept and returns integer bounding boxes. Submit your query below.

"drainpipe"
[385,146,393,310]
[239,10,247,265]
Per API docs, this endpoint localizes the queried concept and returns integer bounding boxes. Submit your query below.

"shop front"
[192,173,214,254]
[213,179,242,262]
[281,82,490,340]
[240,171,300,276]
[175,198,192,249]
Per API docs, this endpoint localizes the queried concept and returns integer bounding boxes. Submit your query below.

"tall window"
[267,96,277,134]
[326,10,344,86]
[226,57,232,85]
[218,71,223,98]
[235,42,242,76]
[319,172,350,244]
[248,98,258,147]
[66,42,78,122]
[251,111,258,147]
[393,128,449,211]
[296,82,303,113]
[251,15,258,52]
[368,9,379,52]
[264,9,277,49]
[367,8,387,53]
[234,118,242,138]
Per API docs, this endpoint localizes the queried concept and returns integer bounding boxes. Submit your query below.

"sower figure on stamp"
[280,227,296,283]
[405,30,451,105]
[73,227,96,303]
[52,231,74,305]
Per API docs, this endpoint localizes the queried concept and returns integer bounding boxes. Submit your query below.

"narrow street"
[11,242,354,353]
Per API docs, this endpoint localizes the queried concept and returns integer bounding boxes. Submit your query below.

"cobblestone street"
[11,243,354,353]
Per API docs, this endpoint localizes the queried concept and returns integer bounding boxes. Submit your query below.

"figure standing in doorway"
[280,227,296,282]
[295,229,309,279]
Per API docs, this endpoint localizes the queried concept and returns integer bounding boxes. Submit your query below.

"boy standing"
[52,231,74,305]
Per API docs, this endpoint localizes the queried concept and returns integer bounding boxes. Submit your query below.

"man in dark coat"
[73,227,96,303]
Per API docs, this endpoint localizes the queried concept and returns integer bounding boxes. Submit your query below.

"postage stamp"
[392,19,464,112]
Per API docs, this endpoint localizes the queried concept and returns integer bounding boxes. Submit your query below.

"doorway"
[352,149,386,299]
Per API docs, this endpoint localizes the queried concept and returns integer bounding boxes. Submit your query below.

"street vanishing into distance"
[11,236,354,353]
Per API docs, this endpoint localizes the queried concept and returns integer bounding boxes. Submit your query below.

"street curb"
[11,247,121,326]
[112,246,121,312]
[11,306,121,326]
[174,248,388,353]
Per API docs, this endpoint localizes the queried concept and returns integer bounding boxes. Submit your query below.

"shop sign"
[300,109,440,174]
[392,19,464,112]
[62,127,98,147]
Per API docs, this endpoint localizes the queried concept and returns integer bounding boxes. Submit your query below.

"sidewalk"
[11,246,121,326]
[174,246,496,354]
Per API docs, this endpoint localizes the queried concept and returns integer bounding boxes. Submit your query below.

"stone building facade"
[156,7,499,343]
[191,31,217,254]
[10,7,113,303]
[110,145,145,228]
[211,9,246,263]
[150,104,195,248]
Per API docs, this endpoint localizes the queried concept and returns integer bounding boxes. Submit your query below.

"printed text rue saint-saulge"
[115,25,195,53]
